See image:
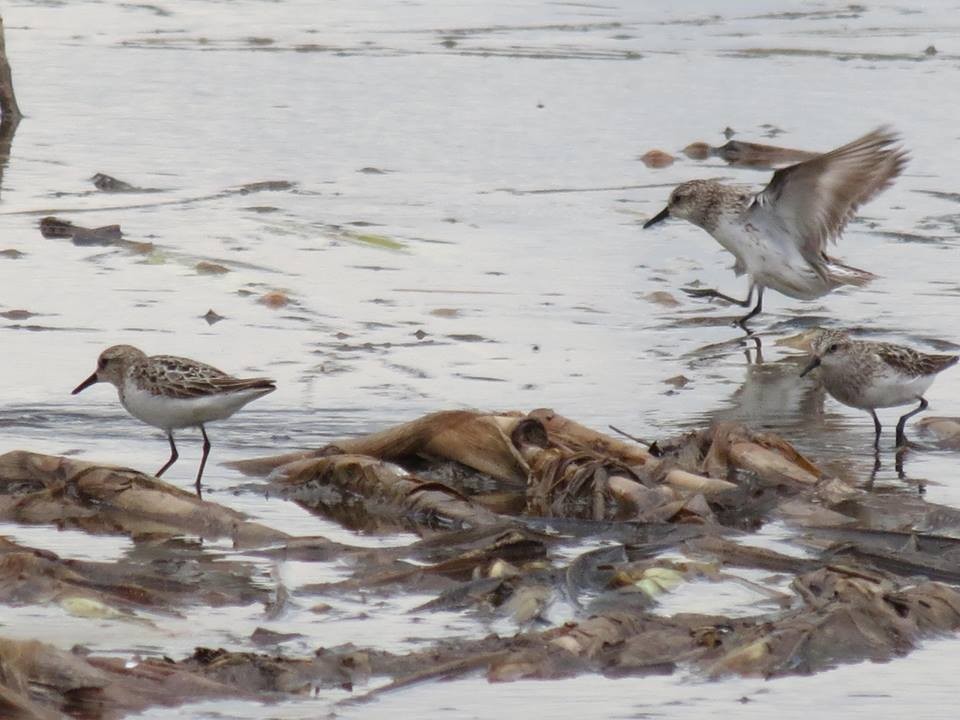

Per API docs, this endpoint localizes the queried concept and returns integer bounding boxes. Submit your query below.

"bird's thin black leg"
[156,432,178,477]
[736,286,764,329]
[895,397,928,448]
[195,425,212,498]
[683,283,754,308]
[870,410,882,450]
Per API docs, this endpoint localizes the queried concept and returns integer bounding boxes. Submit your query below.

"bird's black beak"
[643,206,670,229]
[799,356,821,378]
[72,371,100,395]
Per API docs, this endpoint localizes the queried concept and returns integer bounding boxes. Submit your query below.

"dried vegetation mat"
[3,409,960,715]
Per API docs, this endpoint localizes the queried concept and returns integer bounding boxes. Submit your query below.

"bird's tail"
[825,257,876,288]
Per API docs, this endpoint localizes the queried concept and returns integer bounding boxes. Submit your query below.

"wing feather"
[873,343,958,377]
[137,356,275,399]
[746,127,907,266]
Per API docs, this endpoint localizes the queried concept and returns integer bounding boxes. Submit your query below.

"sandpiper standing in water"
[800,331,957,448]
[643,127,908,328]
[72,345,276,496]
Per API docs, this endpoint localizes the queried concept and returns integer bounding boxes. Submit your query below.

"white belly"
[825,367,935,411]
[711,223,830,300]
[119,381,272,430]
[855,371,935,410]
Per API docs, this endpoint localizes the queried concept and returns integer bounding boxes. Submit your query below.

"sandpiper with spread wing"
[643,127,908,327]
[72,345,276,496]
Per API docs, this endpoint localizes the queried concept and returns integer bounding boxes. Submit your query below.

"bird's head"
[643,179,729,230]
[801,329,852,377]
[72,345,146,394]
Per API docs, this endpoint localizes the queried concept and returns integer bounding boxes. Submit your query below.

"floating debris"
[202,308,225,325]
[430,308,460,318]
[0,309,36,320]
[195,260,230,275]
[339,228,407,251]
[90,172,138,192]
[639,149,675,168]
[39,216,123,245]
[236,180,296,194]
[259,290,290,308]
[645,290,680,307]
[679,138,819,169]
[713,139,819,168]
[5,408,960,713]
[682,141,711,160]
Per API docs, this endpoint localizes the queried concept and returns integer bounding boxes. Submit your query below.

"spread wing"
[745,127,907,265]
[138,356,276,399]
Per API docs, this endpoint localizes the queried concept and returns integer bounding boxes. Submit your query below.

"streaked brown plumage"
[644,127,908,327]
[129,351,275,400]
[802,331,957,447]
[71,345,276,496]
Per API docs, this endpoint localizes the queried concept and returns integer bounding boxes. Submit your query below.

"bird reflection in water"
[686,327,927,490]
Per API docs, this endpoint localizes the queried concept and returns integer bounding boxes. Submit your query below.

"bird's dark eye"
[98,358,107,369]
[826,343,839,353]
[673,193,686,203]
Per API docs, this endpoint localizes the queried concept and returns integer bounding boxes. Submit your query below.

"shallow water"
[3,0,960,716]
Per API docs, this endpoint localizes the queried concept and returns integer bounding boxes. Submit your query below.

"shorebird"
[72,345,276,495]
[643,127,908,328]
[800,331,957,447]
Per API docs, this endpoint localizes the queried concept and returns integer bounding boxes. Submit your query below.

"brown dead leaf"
[682,142,711,160]
[259,291,290,309]
[640,150,675,168]
[196,261,230,275]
